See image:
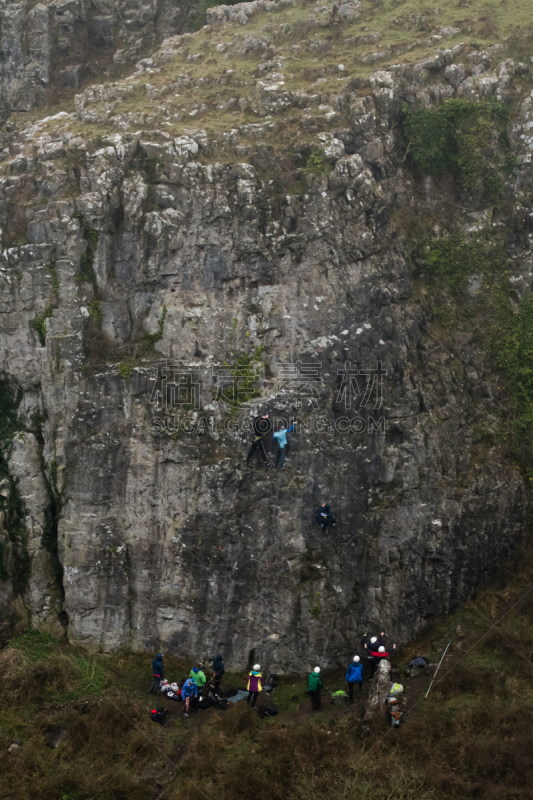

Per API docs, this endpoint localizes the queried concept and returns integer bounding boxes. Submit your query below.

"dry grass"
[2,553,533,800]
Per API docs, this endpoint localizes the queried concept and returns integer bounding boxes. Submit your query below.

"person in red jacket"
[369,643,397,678]
[247,664,263,707]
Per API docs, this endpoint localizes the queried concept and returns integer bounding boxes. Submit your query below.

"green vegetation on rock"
[401,98,512,194]
[75,213,100,291]
[30,305,53,347]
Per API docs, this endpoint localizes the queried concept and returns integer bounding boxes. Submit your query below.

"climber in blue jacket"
[345,655,363,702]
[273,421,296,469]
[181,677,198,717]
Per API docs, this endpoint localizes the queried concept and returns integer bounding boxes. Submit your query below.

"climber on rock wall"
[315,502,337,531]
[246,412,272,465]
[273,421,296,469]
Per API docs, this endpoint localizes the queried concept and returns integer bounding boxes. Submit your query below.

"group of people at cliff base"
[149,653,278,724]
[307,632,397,710]
[150,630,397,723]
[149,653,225,718]
[246,413,295,470]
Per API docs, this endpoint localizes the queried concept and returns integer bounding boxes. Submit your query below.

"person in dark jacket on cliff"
[212,654,225,696]
[345,655,363,702]
[308,666,323,710]
[246,413,272,465]
[149,653,164,694]
[315,502,337,531]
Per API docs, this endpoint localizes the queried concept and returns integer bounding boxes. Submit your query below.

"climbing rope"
[321,595,341,663]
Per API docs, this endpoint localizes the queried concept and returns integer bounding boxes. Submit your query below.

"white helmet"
[353,656,360,662]
[314,666,320,673]
[167,691,174,698]
[253,664,261,671]
[378,646,385,653]
[170,682,179,691]
[370,637,377,644]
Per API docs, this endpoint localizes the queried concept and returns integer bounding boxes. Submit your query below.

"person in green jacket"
[308,666,322,710]
[190,663,207,694]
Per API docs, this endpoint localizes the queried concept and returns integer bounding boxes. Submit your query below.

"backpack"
[263,674,278,692]
[196,696,214,711]
[330,690,348,705]
[214,698,230,711]
[151,709,167,725]
[257,705,278,719]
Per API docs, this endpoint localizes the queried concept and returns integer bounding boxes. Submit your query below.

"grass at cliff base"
[1,550,533,800]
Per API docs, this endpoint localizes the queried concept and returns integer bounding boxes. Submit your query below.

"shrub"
[401,98,510,191]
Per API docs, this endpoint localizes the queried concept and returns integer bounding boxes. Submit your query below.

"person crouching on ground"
[181,677,197,717]
[247,664,263,707]
[345,655,363,702]
[308,666,322,710]
[149,653,164,694]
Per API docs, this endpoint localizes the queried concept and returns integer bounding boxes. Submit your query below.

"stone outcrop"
[0,2,531,670]
[0,0,195,120]
[364,658,391,719]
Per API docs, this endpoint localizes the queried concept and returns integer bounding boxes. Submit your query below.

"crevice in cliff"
[0,377,31,603]
[32,410,69,633]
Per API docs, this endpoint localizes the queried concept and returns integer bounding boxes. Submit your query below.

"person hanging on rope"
[273,420,296,469]
[315,502,337,531]
[246,412,272,466]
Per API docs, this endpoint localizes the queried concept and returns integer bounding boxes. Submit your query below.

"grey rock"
[364,659,391,719]
[45,726,68,748]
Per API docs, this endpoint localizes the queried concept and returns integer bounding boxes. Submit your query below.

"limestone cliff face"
[0,2,530,669]
[0,0,193,118]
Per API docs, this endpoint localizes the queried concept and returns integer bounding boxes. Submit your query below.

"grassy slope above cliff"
[1,547,532,800]
[7,0,533,143]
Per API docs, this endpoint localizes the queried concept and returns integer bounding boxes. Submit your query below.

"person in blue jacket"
[345,655,363,703]
[181,677,197,717]
[149,653,164,694]
[273,421,296,469]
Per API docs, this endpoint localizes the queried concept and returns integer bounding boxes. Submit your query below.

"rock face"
[364,658,391,719]
[0,0,194,119]
[0,4,530,670]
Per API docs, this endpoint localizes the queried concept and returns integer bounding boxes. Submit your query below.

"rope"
[425,640,451,699]
[321,596,341,663]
